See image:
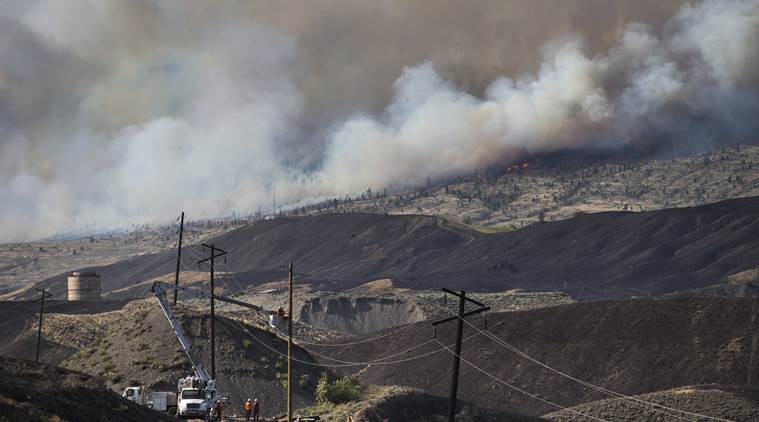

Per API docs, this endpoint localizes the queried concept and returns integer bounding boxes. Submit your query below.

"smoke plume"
[0,0,757,241]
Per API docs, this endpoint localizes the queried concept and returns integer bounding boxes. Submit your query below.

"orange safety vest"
[245,401,252,411]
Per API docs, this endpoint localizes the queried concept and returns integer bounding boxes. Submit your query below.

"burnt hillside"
[23,196,759,300]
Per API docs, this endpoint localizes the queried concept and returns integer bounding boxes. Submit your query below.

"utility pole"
[432,288,490,422]
[173,211,184,306]
[287,261,293,422]
[35,288,52,363]
[197,243,227,380]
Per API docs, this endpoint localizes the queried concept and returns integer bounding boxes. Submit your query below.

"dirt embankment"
[299,296,426,335]
[240,281,574,335]
[314,297,759,417]
[0,356,177,422]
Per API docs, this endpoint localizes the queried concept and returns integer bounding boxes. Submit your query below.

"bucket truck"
[147,281,262,419]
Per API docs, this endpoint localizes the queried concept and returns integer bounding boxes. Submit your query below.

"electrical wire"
[433,339,612,422]
[216,257,422,348]
[231,316,474,368]
[419,296,729,422]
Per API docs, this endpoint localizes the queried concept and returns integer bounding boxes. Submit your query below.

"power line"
[35,288,53,363]
[432,339,612,422]
[217,258,421,348]
[420,296,727,422]
[431,288,490,422]
[229,315,471,368]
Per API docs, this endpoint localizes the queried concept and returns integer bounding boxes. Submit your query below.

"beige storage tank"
[67,271,101,301]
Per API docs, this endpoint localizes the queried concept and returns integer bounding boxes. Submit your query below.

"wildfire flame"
[505,161,532,173]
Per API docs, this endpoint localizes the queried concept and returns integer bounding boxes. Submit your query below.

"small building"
[67,271,101,301]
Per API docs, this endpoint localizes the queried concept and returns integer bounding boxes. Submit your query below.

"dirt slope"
[544,384,759,422]
[0,356,177,422]
[23,196,759,301]
[312,297,759,417]
[301,385,546,422]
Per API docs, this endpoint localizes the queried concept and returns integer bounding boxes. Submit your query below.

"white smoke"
[0,0,757,241]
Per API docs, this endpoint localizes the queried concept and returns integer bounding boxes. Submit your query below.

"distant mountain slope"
[20,196,759,300]
[318,297,759,417]
[311,144,759,230]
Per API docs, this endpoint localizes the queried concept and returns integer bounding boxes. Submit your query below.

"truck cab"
[122,386,144,404]
[177,388,210,419]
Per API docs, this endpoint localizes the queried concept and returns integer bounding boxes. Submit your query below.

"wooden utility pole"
[287,261,294,422]
[173,211,184,306]
[197,243,227,380]
[432,288,490,422]
[35,288,52,363]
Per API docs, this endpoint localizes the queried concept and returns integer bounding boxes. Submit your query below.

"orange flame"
[505,161,531,173]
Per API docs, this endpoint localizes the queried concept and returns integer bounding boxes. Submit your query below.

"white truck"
[175,375,216,419]
[122,386,177,414]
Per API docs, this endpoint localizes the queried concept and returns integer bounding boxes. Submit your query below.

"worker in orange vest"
[244,398,252,420]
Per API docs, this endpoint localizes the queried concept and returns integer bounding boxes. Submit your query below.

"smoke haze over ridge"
[0,0,758,241]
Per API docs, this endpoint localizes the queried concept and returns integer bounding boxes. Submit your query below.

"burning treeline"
[1,0,758,241]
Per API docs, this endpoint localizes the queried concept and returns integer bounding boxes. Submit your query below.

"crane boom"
[150,281,263,382]
[151,282,212,381]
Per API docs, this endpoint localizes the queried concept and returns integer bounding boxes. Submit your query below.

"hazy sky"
[1,0,757,241]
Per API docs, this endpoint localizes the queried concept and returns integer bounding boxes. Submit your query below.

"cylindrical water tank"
[67,271,101,301]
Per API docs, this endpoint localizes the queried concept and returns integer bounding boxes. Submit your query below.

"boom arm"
[151,282,211,381]
[150,281,263,382]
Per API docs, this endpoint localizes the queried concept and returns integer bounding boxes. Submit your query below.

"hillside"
[305,144,759,230]
[300,385,546,422]
[311,297,759,417]
[0,356,177,422]
[15,196,759,301]
[2,299,328,418]
[544,384,759,422]
[3,144,759,299]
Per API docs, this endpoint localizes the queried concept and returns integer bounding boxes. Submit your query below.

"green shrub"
[275,359,285,370]
[242,339,252,349]
[315,373,361,404]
